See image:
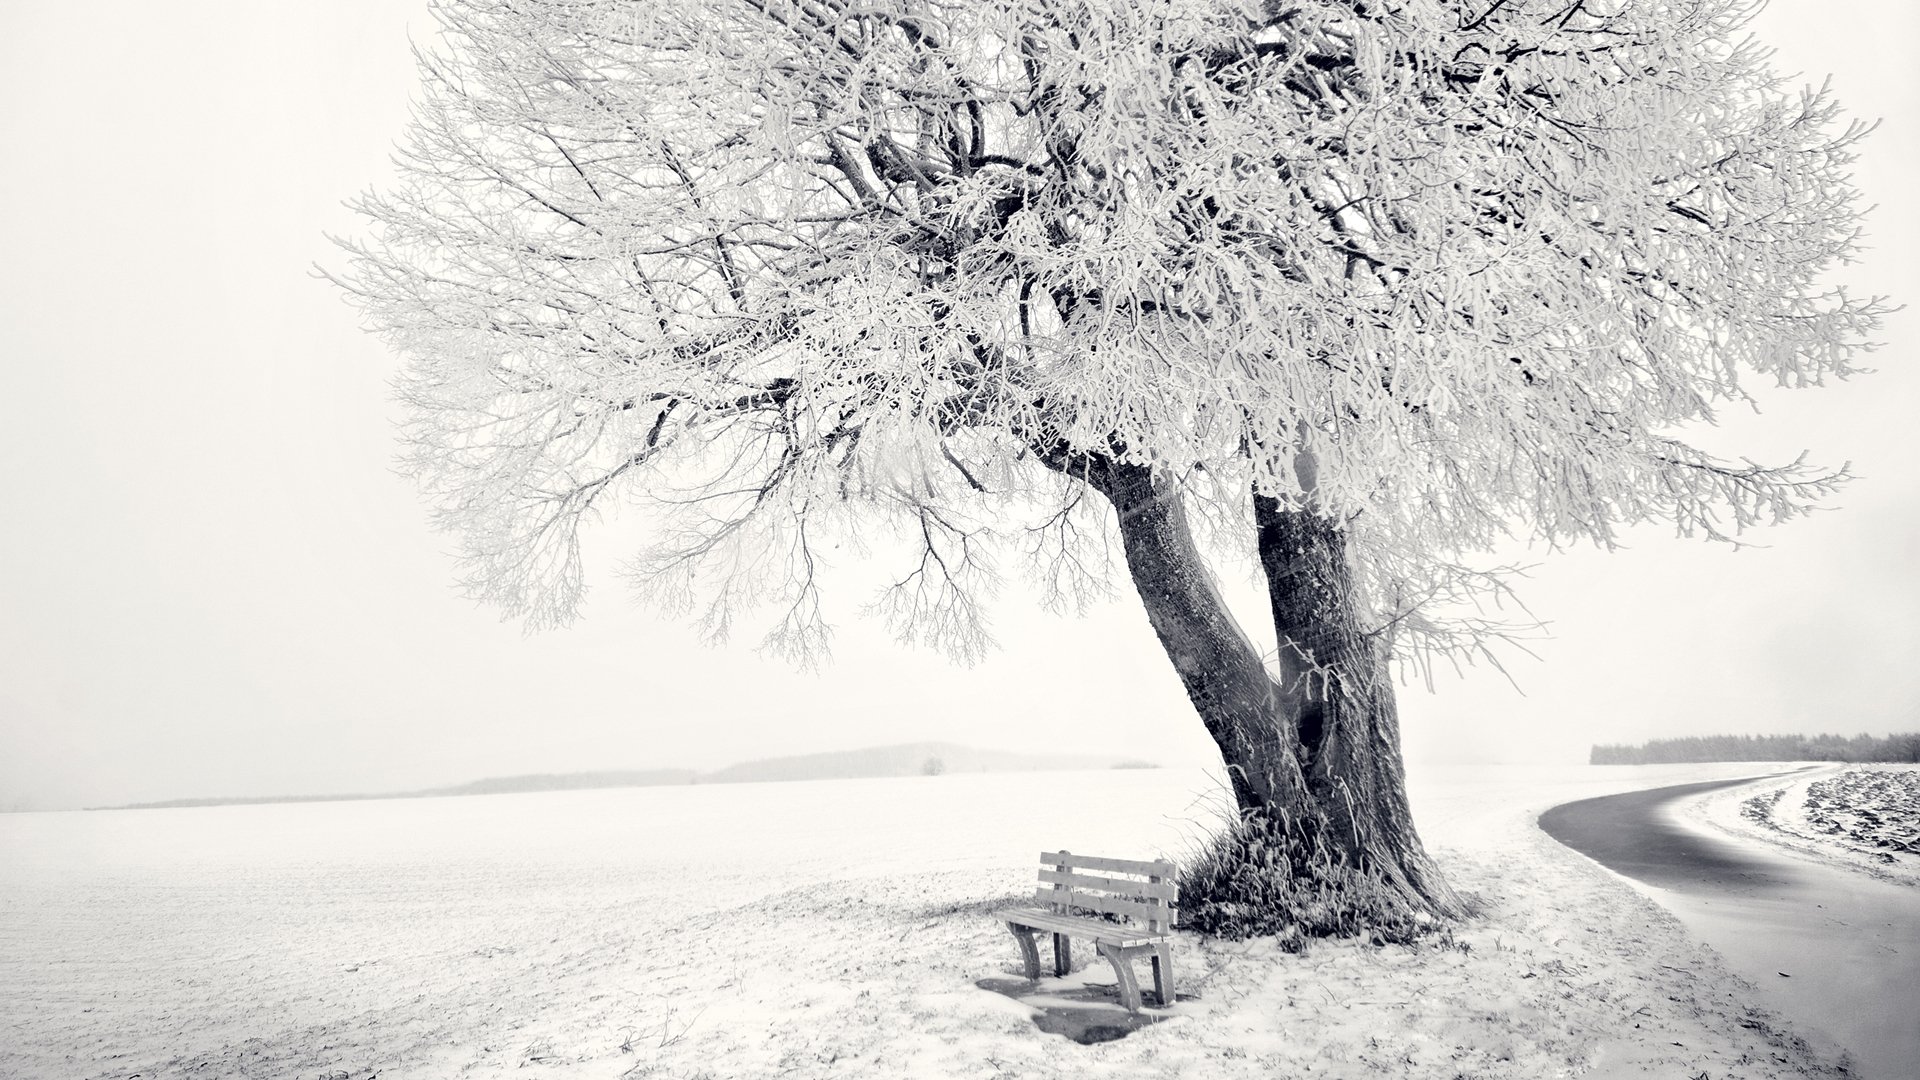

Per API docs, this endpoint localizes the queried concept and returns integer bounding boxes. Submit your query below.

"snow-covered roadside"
[555,762,1853,1080]
[1683,763,1920,888]
[0,764,1852,1080]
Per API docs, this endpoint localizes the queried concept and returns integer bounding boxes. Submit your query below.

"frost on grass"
[1177,809,1447,949]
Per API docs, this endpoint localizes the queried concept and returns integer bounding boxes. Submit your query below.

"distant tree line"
[1592,733,1920,765]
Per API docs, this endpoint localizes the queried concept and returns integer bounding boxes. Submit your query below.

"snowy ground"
[1685,763,1920,888]
[0,763,1856,1079]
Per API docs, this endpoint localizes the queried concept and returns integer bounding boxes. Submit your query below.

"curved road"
[1540,774,1919,1079]
[1538,776,1795,891]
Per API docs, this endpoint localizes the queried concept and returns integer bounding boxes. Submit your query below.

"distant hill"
[108,792,398,811]
[431,769,699,796]
[91,744,1151,810]
[700,741,1138,784]
[104,768,699,810]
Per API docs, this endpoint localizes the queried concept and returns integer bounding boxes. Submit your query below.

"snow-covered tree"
[337,0,1885,931]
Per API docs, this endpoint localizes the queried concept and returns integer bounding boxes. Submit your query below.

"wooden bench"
[1001,851,1176,1012]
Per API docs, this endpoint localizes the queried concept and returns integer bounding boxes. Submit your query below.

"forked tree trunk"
[1087,459,1463,920]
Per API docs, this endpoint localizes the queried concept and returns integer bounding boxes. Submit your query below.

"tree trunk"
[1086,458,1463,921]
[1252,490,1462,916]
[1090,462,1316,816]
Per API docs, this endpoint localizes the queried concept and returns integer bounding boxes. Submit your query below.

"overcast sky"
[1,1,1915,811]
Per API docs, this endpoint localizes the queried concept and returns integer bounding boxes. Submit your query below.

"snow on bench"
[1000,851,1176,1012]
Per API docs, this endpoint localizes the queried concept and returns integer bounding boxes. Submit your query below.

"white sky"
[1,1,1915,811]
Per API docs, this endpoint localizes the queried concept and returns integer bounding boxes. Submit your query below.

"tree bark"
[1091,462,1315,817]
[1253,489,1462,916]
[1074,456,1462,919]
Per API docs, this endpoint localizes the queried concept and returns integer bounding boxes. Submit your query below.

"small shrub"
[1177,810,1440,950]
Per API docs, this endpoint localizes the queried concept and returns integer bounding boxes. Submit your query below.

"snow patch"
[1688,763,1920,888]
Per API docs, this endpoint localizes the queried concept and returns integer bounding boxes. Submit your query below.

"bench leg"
[1052,932,1070,977]
[1094,941,1142,1013]
[1006,924,1042,980]
[1151,942,1173,1006]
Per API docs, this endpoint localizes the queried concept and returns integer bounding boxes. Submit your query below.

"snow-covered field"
[0,763,1854,1079]
[1687,763,1920,888]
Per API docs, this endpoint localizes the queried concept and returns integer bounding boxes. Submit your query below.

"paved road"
[1540,773,1920,1080]
[1537,775,1795,891]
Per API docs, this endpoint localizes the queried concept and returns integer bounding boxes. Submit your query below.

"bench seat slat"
[1003,907,1167,944]
[1040,851,1174,877]
[1038,868,1178,901]
[1034,887,1167,925]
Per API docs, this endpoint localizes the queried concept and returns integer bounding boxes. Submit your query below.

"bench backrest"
[1035,851,1177,933]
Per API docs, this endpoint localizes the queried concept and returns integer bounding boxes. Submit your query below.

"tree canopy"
[339,0,1883,665]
